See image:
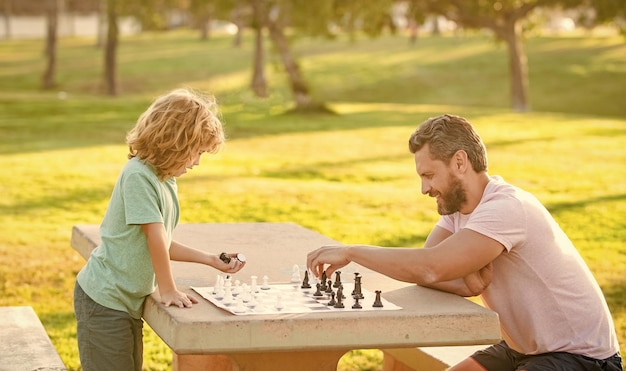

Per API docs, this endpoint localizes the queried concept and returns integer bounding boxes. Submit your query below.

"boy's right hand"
[160,289,199,308]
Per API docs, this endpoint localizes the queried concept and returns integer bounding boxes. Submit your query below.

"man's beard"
[437,174,467,215]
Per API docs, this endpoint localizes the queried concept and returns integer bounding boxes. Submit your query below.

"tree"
[575,0,626,38]
[104,0,118,95]
[42,0,59,90]
[2,0,12,39]
[249,0,333,112]
[407,0,619,112]
[250,0,268,97]
[265,1,320,111]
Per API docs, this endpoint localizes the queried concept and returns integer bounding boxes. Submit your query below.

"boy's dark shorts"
[471,341,622,371]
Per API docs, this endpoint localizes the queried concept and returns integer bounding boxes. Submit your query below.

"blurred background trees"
[1,0,624,111]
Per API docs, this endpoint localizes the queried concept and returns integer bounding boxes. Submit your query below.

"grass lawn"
[0,30,624,370]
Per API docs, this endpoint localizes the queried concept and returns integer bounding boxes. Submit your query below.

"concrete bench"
[382,345,488,371]
[0,306,67,371]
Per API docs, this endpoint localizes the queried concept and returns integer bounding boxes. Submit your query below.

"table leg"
[173,350,348,371]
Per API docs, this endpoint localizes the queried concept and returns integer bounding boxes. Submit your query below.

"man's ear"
[453,150,469,173]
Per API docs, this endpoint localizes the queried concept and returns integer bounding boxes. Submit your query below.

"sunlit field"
[1,30,624,370]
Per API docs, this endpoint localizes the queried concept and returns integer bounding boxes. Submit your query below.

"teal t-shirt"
[77,157,179,319]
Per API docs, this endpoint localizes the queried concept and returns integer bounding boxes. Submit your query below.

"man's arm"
[420,226,495,296]
[307,227,504,296]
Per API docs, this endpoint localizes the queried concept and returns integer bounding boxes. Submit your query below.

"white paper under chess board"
[192,283,402,316]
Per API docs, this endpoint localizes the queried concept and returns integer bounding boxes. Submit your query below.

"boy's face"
[173,148,210,177]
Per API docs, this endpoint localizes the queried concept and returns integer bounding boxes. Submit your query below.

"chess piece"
[313,283,323,297]
[246,293,258,309]
[232,280,242,296]
[219,252,231,263]
[233,297,247,313]
[327,292,337,306]
[353,274,364,299]
[261,275,270,290]
[241,284,252,303]
[213,285,224,300]
[334,287,345,309]
[251,275,259,293]
[320,271,328,291]
[223,284,234,306]
[333,270,342,288]
[212,274,222,295]
[291,264,301,283]
[373,290,384,308]
[301,270,311,289]
[325,279,333,294]
[352,297,362,309]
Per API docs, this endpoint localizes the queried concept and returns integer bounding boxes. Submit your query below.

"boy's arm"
[169,240,245,274]
[141,223,198,308]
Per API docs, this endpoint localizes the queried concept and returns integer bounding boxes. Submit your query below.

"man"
[306,114,621,371]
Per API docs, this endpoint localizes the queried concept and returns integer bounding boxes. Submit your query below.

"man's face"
[414,144,467,215]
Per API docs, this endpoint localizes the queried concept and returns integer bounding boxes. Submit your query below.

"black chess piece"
[313,283,323,297]
[334,287,345,308]
[320,270,328,291]
[333,271,342,288]
[373,290,384,308]
[351,273,359,295]
[327,292,336,306]
[353,274,364,299]
[325,279,333,294]
[301,270,311,289]
[352,296,362,309]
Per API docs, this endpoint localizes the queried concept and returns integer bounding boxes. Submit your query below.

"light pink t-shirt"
[436,176,619,359]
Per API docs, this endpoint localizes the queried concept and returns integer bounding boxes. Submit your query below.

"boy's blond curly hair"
[126,88,225,180]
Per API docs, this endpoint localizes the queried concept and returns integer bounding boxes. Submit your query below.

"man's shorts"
[471,340,622,371]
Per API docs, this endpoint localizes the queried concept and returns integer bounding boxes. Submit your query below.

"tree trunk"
[250,0,267,97]
[267,21,314,109]
[199,16,211,40]
[2,0,11,39]
[250,26,268,97]
[500,21,529,112]
[42,0,58,90]
[232,1,244,47]
[96,0,105,48]
[104,0,118,96]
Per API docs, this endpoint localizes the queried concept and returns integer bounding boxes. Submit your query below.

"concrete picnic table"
[71,222,500,371]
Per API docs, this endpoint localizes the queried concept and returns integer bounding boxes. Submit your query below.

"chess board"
[192,282,402,316]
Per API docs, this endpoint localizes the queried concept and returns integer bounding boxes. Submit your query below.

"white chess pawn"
[214,287,224,300]
[261,275,270,290]
[232,280,242,296]
[233,297,247,313]
[246,293,258,309]
[222,284,234,306]
[291,264,301,283]
[250,275,259,293]
[212,274,222,295]
[240,284,250,302]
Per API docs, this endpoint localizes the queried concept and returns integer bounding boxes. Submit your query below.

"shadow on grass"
[545,193,626,214]
[0,186,112,217]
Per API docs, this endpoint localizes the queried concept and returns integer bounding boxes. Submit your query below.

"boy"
[74,88,245,371]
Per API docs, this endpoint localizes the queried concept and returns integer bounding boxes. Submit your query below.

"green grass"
[0,30,624,370]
